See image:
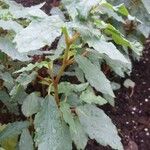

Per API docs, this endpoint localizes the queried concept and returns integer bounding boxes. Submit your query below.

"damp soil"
[1,0,150,150]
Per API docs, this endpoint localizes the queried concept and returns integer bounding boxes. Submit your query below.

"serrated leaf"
[16,71,37,88]
[77,104,123,150]
[76,55,114,97]
[60,101,76,132]
[86,38,129,64]
[4,0,47,19]
[19,129,33,150]
[14,61,49,73]
[0,121,29,142]
[34,95,72,150]
[142,0,150,14]
[14,15,63,53]
[70,118,88,150]
[99,2,125,23]
[110,0,150,37]
[0,37,30,61]
[22,93,42,117]
[58,82,89,96]
[80,88,107,105]
[0,20,23,33]
[62,0,105,19]
[0,91,19,115]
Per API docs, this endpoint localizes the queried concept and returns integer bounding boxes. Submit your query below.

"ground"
[1,0,150,150]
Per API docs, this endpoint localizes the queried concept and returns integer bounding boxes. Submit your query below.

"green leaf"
[58,82,89,96]
[70,118,88,150]
[62,0,102,19]
[4,0,47,19]
[34,95,72,150]
[0,37,30,61]
[99,2,125,23]
[0,20,23,33]
[16,71,37,88]
[22,93,42,117]
[19,129,34,150]
[86,38,130,64]
[77,104,123,150]
[60,101,76,132]
[0,121,29,142]
[0,71,14,91]
[130,41,143,57]
[14,61,49,73]
[76,55,114,97]
[0,91,19,115]
[104,24,130,47]
[142,0,150,14]
[14,15,63,53]
[103,94,115,106]
[114,3,129,16]
[80,88,107,105]
[10,85,28,104]
[0,124,18,150]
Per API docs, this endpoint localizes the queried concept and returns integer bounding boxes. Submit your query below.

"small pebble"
[140,140,144,143]
[146,132,150,136]
[144,128,148,132]
[140,103,143,106]
[132,107,137,111]
[131,111,135,114]
[139,110,142,114]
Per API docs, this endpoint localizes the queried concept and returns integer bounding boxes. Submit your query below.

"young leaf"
[58,82,89,96]
[34,95,72,150]
[77,104,123,150]
[86,38,130,64]
[60,101,76,132]
[80,88,107,105]
[0,121,29,142]
[14,61,49,73]
[14,15,64,53]
[76,55,114,97]
[22,93,42,117]
[19,129,34,150]
[70,118,88,150]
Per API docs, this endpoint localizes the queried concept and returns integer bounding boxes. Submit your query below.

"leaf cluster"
[0,0,148,150]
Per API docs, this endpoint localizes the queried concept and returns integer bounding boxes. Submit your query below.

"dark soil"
[1,0,150,150]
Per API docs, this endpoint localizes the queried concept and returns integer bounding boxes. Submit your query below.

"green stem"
[53,28,80,106]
